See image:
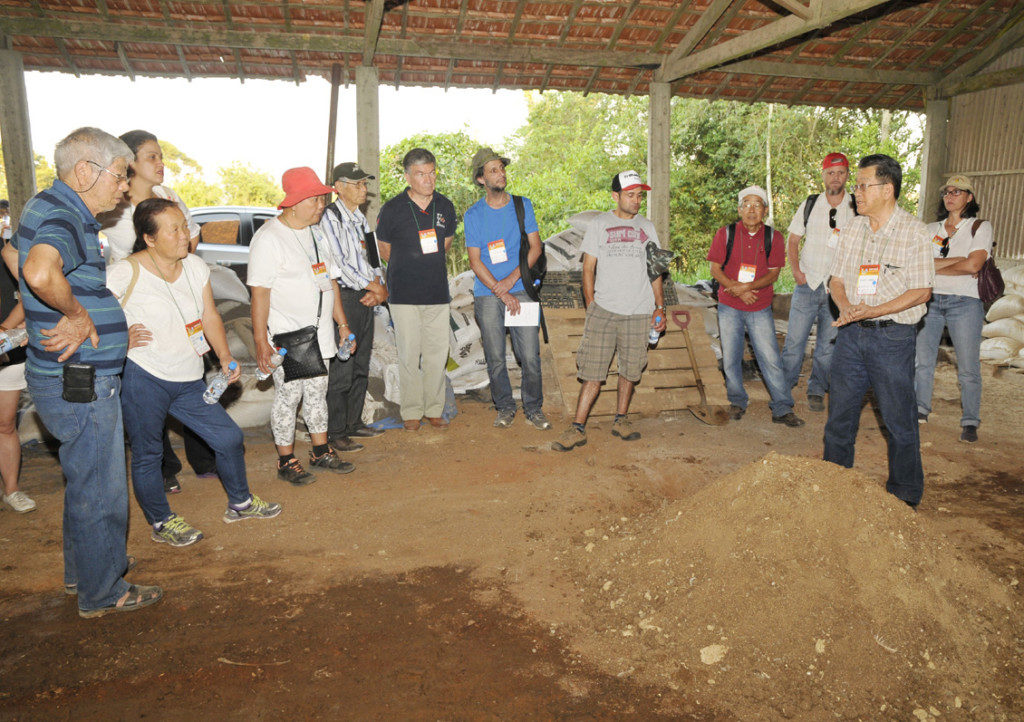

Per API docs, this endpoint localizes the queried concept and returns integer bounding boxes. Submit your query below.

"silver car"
[192,205,279,282]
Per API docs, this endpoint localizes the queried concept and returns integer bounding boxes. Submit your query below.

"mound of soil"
[565,453,1021,719]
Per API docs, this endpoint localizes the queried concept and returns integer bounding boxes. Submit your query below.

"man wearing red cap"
[781,152,854,412]
[552,170,666,451]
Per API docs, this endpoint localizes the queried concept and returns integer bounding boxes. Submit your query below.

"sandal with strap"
[79,584,163,618]
[65,555,137,596]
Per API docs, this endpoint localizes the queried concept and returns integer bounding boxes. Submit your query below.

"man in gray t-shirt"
[552,170,667,452]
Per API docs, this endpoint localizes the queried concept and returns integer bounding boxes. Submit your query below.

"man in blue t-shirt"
[1,127,162,618]
[464,148,549,430]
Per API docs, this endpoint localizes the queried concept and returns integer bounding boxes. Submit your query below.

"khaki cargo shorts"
[576,303,650,383]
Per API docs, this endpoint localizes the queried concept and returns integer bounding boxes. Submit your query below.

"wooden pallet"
[545,305,729,418]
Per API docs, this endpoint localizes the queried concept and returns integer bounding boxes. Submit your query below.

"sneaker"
[163,475,181,494]
[493,409,516,428]
[525,411,552,430]
[151,514,203,547]
[918,412,929,424]
[552,426,587,452]
[729,404,745,421]
[278,457,316,486]
[611,416,641,441]
[960,425,978,443]
[223,494,283,523]
[329,436,364,453]
[3,490,37,513]
[772,412,806,428]
[807,395,825,412]
[309,448,355,474]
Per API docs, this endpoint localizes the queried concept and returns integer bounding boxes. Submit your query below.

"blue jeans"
[121,360,250,525]
[474,292,543,415]
[824,323,924,505]
[26,370,131,613]
[914,294,984,428]
[718,304,794,417]
[781,283,838,397]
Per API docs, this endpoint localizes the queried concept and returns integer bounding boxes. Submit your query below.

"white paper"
[504,301,540,327]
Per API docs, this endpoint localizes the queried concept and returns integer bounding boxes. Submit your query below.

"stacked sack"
[980,264,1024,369]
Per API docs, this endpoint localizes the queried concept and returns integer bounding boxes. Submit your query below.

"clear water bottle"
[337,333,356,361]
[648,315,662,346]
[255,348,287,381]
[203,361,237,404]
[0,328,27,355]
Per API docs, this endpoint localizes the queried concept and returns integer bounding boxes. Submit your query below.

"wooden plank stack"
[544,305,729,418]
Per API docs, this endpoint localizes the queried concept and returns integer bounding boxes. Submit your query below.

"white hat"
[611,170,652,192]
[738,185,768,206]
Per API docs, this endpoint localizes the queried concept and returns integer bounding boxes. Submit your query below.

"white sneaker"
[3,491,37,513]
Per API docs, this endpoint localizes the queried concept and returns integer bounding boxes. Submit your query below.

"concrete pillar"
[647,81,671,249]
[0,49,37,226]
[356,65,380,228]
[917,96,949,222]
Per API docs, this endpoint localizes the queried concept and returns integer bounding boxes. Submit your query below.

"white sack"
[982,317,1024,344]
[985,293,1024,322]
[980,336,1022,362]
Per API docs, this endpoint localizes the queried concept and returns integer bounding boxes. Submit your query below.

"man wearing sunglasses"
[781,153,854,413]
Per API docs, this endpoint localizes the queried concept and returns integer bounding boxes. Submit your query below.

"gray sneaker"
[552,425,587,452]
[525,411,552,430]
[223,494,283,524]
[493,408,516,428]
[611,416,641,441]
[151,514,203,547]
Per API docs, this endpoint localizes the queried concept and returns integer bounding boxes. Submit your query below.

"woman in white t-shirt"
[914,174,993,444]
[249,167,355,485]
[108,198,281,548]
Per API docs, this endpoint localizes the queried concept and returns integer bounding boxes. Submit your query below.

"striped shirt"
[12,180,128,376]
[318,200,381,290]
[828,205,933,325]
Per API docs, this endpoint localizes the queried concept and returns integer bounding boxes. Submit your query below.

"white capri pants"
[270,364,329,446]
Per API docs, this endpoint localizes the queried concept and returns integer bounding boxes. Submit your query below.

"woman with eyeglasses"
[913,175,992,443]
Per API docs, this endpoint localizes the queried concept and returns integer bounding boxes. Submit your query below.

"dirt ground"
[1,360,1022,721]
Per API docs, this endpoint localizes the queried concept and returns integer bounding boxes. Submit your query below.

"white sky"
[23,72,531,183]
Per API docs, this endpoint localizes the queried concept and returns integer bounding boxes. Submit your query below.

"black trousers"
[327,287,376,439]
[161,423,217,477]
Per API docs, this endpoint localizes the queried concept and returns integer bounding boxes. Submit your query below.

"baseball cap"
[332,162,375,184]
[943,174,975,196]
[738,185,768,206]
[611,170,651,192]
[822,152,849,169]
[278,167,335,209]
[470,147,510,181]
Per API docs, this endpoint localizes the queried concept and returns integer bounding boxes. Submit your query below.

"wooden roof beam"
[115,41,134,81]
[659,0,894,83]
[56,38,80,78]
[234,47,245,83]
[772,0,812,20]
[362,0,385,66]
[660,0,732,74]
[717,59,937,87]
[936,6,1024,97]
[175,44,191,81]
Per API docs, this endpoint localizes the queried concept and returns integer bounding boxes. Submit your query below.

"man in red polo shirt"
[708,185,804,427]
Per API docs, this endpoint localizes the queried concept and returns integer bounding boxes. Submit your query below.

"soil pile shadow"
[566,452,1022,719]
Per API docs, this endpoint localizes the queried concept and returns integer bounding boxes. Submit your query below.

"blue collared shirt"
[318,200,380,291]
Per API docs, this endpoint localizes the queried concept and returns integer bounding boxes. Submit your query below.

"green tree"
[175,174,222,207]
[219,162,280,207]
[158,140,203,178]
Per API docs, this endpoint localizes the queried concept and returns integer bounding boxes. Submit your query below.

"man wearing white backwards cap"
[552,170,666,452]
[707,185,804,427]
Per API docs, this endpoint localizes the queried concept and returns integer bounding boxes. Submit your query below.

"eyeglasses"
[740,202,765,210]
[828,207,837,230]
[342,180,368,189]
[939,236,951,258]
[849,182,886,194]
[941,188,967,198]
[88,160,128,184]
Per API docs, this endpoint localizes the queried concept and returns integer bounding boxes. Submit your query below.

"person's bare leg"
[275,444,294,456]
[616,377,635,416]
[0,389,22,496]
[574,381,602,425]
[309,432,327,447]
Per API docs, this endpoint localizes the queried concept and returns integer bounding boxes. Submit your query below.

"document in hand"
[504,301,540,327]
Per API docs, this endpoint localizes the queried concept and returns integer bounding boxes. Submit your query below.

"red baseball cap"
[278,166,334,209]
[611,170,651,192]
[822,153,849,169]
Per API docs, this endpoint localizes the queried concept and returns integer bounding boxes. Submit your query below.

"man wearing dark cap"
[781,152,854,412]
[465,147,549,430]
[319,161,388,451]
[552,170,666,452]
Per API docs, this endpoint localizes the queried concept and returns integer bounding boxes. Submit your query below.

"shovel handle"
[670,309,691,331]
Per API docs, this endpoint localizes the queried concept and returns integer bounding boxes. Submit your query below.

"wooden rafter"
[771,0,812,20]
[540,0,586,93]
[115,41,134,81]
[659,0,733,79]
[176,44,191,81]
[234,47,245,83]
[362,0,385,66]
[584,0,639,97]
[717,60,937,87]
[937,5,1024,96]
[56,38,80,77]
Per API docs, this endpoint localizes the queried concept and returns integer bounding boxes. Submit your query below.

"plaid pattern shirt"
[318,200,380,291]
[828,205,933,325]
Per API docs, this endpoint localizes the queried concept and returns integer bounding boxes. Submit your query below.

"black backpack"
[710,223,773,300]
[513,195,549,343]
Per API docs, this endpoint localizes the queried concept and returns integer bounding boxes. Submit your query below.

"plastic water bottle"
[203,361,237,404]
[337,333,356,361]
[648,316,662,346]
[0,328,27,355]
[255,348,287,381]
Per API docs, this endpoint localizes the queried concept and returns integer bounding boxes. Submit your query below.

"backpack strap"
[764,225,773,260]
[802,193,818,229]
[512,194,548,343]
[970,219,983,237]
[723,223,736,266]
[118,256,141,309]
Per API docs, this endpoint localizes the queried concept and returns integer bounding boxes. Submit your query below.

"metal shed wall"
[946,48,1024,260]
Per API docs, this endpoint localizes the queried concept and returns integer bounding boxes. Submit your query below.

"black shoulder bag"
[513,195,549,343]
[272,235,329,381]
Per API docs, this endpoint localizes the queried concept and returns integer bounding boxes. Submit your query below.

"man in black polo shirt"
[376,148,458,430]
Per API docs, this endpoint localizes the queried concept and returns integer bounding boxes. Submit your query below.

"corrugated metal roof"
[0,1,1021,109]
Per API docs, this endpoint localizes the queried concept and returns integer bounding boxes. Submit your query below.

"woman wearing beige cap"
[249,167,356,484]
[914,174,992,443]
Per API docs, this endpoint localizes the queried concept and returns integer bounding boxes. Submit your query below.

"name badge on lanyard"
[185,319,211,356]
[311,261,332,292]
[857,264,880,296]
[738,263,756,283]
[419,228,439,254]
[488,239,508,264]
[827,227,840,249]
